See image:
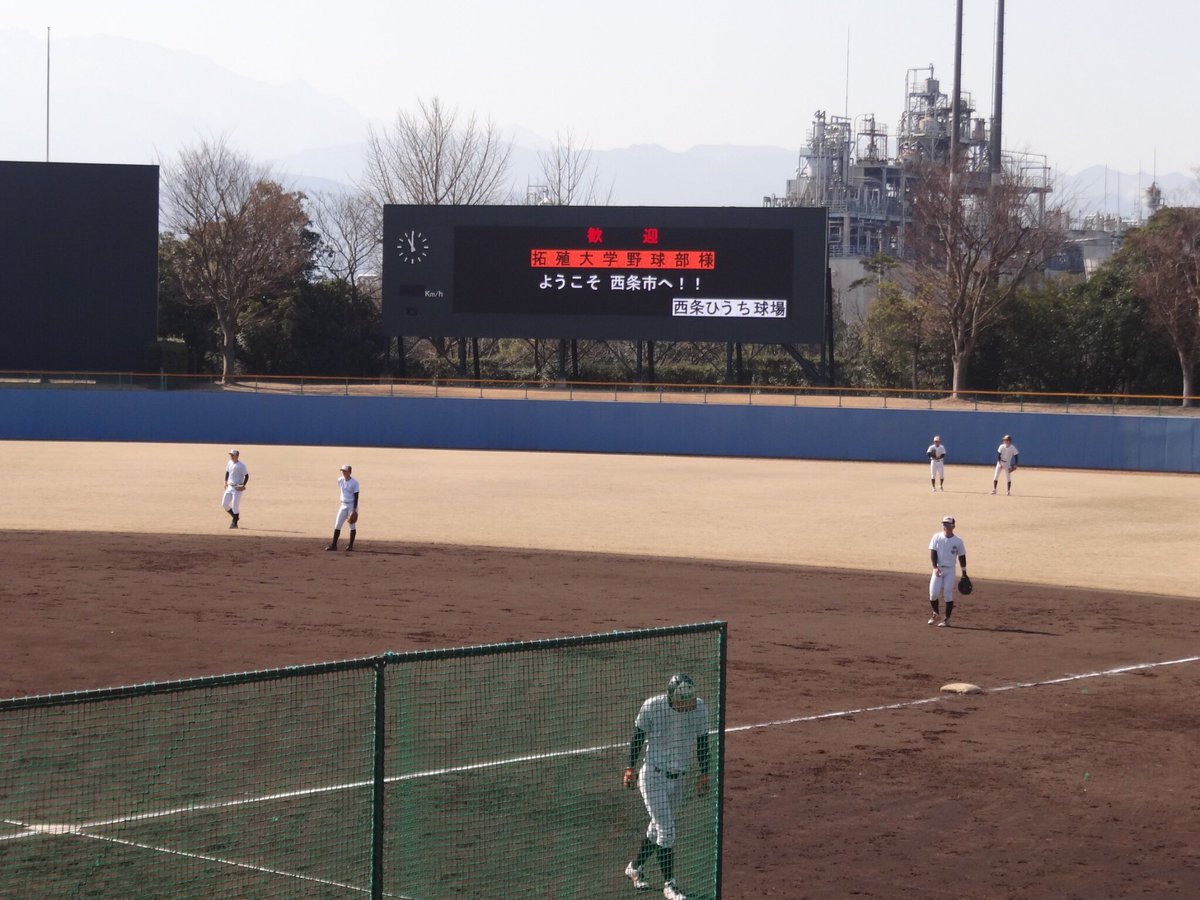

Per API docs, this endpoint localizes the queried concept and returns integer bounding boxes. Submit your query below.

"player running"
[624,674,710,900]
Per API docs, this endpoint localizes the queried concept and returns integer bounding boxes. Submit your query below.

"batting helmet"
[667,673,695,703]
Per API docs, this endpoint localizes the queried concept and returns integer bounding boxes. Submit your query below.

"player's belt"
[654,767,684,779]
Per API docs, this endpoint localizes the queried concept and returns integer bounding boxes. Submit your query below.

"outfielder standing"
[928,515,967,626]
[324,464,360,552]
[221,449,249,529]
[926,435,946,491]
[992,434,1020,495]
[624,673,710,900]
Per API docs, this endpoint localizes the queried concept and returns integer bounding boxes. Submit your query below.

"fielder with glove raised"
[623,674,710,900]
[325,464,360,552]
[928,515,967,627]
[992,434,1020,495]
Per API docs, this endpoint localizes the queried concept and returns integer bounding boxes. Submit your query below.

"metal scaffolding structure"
[764,65,1052,260]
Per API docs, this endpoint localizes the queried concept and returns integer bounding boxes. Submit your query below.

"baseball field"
[3,440,1199,898]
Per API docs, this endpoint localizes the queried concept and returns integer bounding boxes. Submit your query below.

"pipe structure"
[990,0,1006,176]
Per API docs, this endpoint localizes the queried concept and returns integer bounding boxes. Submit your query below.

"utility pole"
[46,26,51,162]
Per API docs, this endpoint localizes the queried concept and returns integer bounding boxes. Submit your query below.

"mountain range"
[2,29,1195,215]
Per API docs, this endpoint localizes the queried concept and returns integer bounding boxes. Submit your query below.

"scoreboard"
[382,205,827,343]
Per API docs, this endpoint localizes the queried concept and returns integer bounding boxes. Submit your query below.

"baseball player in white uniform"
[324,464,360,552]
[928,515,967,626]
[221,449,249,529]
[992,434,1020,495]
[926,435,946,491]
[624,674,710,900]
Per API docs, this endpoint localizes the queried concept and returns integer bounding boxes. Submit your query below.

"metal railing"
[1,369,1196,416]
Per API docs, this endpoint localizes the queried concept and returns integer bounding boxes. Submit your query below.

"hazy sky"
[3,0,1198,175]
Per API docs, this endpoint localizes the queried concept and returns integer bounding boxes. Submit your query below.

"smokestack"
[990,0,1006,177]
[950,0,963,175]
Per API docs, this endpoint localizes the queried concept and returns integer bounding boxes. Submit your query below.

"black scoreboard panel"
[0,161,159,372]
[383,205,827,343]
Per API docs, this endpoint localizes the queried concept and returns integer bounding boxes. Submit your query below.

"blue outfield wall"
[1,388,1197,473]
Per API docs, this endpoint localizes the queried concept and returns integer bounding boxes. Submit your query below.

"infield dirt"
[3,441,1199,898]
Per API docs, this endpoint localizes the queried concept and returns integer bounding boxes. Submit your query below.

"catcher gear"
[348,510,359,524]
[958,575,974,595]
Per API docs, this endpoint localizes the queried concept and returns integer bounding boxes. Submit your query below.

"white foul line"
[2,653,1196,891]
[727,654,1200,733]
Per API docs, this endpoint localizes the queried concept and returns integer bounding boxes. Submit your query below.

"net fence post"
[371,657,388,900]
[715,622,728,898]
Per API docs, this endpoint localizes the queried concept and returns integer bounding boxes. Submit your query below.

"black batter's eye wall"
[0,161,159,373]
[383,205,828,344]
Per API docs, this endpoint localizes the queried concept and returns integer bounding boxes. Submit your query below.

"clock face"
[397,229,430,264]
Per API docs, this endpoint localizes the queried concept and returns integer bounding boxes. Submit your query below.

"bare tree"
[362,97,513,205]
[162,137,312,381]
[307,189,382,303]
[906,162,1064,395]
[528,131,613,206]
[1122,206,1200,406]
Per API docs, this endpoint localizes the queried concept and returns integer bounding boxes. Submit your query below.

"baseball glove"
[348,511,359,524]
[958,575,974,595]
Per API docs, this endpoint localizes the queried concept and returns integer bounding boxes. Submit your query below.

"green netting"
[0,624,725,899]
[385,626,724,898]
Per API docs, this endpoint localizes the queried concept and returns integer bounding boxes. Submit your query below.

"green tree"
[157,233,219,373]
[161,138,314,381]
[239,279,387,377]
[1120,207,1200,405]
[906,162,1065,396]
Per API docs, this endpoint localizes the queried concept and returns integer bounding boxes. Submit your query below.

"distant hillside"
[276,141,799,207]
[3,28,1194,211]
[1058,166,1198,221]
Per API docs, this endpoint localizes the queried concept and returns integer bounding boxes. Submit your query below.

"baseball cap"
[933,435,941,441]
[1002,434,1012,440]
[340,464,352,471]
[667,673,695,702]
[229,448,239,455]
[941,516,955,526]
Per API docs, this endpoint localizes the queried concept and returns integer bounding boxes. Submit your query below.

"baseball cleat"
[228,521,237,529]
[927,614,939,625]
[937,620,951,627]
[324,544,337,551]
[625,862,649,890]
[662,879,687,900]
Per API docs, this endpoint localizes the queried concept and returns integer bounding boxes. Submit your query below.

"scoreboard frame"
[382,205,828,344]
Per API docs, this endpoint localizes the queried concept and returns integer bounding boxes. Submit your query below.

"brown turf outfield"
[3,440,1200,898]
